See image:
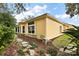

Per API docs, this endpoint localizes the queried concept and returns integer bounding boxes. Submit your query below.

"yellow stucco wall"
[18,18,46,39]
[19,23,28,34]
[35,18,46,39]
[45,18,63,40]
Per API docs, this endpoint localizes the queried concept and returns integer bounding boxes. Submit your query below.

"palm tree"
[64,25,79,55]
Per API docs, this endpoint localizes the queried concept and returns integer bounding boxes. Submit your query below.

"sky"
[15,3,79,26]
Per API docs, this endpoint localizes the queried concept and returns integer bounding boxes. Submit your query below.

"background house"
[63,23,74,30]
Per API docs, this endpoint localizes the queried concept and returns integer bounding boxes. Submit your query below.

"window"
[60,26,62,33]
[22,26,25,33]
[28,21,35,34]
[18,27,19,33]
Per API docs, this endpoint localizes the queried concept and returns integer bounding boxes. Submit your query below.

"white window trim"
[28,24,36,35]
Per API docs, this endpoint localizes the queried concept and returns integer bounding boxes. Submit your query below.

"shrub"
[0,25,15,46]
[39,49,45,56]
[29,42,38,49]
[0,46,4,50]
[47,47,58,56]
[0,13,16,54]
[17,49,25,56]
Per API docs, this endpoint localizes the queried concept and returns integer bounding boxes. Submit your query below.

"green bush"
[29,42,38,49]
[0,46,4,50]
[0,25,15,46]
[17,49,25,56]
[47,47,58,56]
[0,13,16,53]
[39,49,45,56]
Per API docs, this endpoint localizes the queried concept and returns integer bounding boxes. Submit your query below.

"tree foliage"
[0,3,28,14]
[0,13,16,51]
[0,13,16,28]
[65,3,79,17]
[0,25,15,45]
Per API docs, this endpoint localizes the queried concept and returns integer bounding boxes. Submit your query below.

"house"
[63,23,74,30]
[16,13,73,41]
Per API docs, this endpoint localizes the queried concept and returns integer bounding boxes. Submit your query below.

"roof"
[63,23,74,26]
[19,13,64,25]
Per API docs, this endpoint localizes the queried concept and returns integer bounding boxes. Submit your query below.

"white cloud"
[53,7,57,10]
[25,7,30,10]
[55,14,79,26]
[32,5,47,13]
[55,14,70,19]
[15,5,47,22]
[55,14,79,21]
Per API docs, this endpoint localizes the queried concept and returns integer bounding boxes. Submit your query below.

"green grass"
[52,34,74,48]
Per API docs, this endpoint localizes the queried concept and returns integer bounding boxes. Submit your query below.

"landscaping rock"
[67,44,75,49]
[29,49,35,56]
[27,45,32,49]
[64,49,72,53]
[17,38,23,43]
[22,41,28,47]
[23,48,28,52]
[59,48,64,52]
[71,47,77,51]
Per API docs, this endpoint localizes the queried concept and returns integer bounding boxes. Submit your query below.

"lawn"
[52,34,76,48]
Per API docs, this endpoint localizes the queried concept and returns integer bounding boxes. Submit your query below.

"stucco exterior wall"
[35,18,46,39]
[19,23,27,34]
[25,23,28,34]
[45,18,63,40]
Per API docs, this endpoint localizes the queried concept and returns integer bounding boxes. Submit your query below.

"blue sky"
[15,3,79,26]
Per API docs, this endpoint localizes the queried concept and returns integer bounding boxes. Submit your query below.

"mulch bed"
[17,34,58,50]
[3,41,19,56]
[3,34,58,56]
[17,34,48,48]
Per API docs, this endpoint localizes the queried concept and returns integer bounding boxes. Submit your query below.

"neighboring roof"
[63,23,74,26]
[18,13,64,25]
